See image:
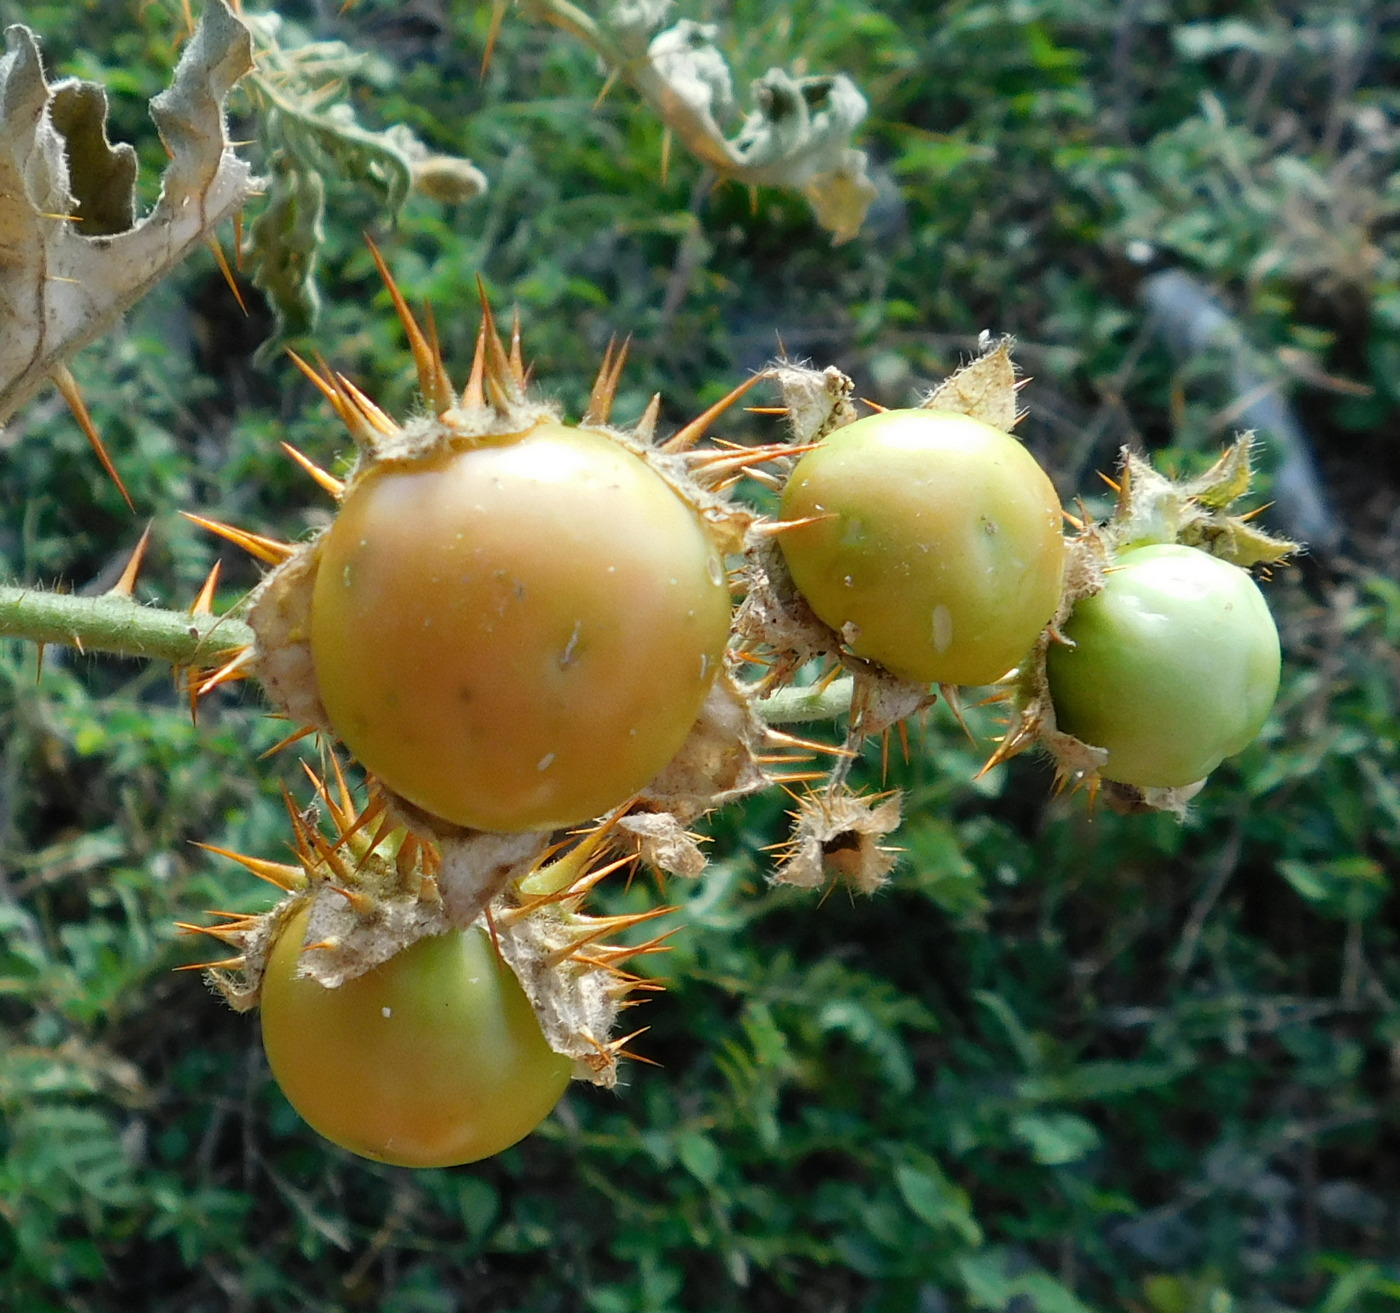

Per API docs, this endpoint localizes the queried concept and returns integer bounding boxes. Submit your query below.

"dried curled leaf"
[0,1,257,423]
[728,70,875,243]
[532,2,876,242]
[773,360,858,442]
[495,901,647,1089]
[238,12,485,349]
[245,151,325,346]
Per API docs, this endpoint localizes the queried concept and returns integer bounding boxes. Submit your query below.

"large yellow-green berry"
[260,909,572,1167]
[779,408,1065,685]
[310,420,732,831]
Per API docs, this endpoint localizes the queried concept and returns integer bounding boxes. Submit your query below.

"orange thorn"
[258,724,316,759]
[279,442,345,499]
[189,560,222,616]
[938,684,976,745]
[51,364,133,509]
[286,350,356,431]
[508,306,527,389]
[335,372,400,436]
[764,727,858,758]
[608,1025,659,1064]
[326,753,358,827]
[192,842,307,892]
[859,398,889,413]
[634,393,663,444]
[423,297,447,383]
[661,372,772,452]
[107,524,153,599]
[1098,470,1121,493]
[744,466,784,491]
[173,955,245,973]
[583,335,631,427]
[682,439,812,483]
[206,235,248,315]
[481,0,506,79]
[327,883,374,915]
[474,276,521,410]
[283,796,318,871]
[660,127,672,186]
[300,760,344,823]
[196,645,255,695]
[307,826,357,887]
[752,511,837,537]
[365,236,455,414]
[461,317,488,409]
[180,512,295,565]
[592,67,619,110]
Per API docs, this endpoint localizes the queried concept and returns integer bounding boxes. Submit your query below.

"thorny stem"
[0,584,858,724]
[0,586,253,667]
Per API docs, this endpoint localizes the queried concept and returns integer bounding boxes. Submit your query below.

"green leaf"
[1010,1111,1101,1166]
[893,1159,983,1245]
[676,1130,723,1188]
[1278,856,1388,921]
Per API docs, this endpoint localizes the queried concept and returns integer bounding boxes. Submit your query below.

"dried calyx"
[185,764,674,1087]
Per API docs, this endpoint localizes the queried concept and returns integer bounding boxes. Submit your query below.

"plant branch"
[0,586,253,667]
[751,678,854,723]
[0,583,855,727]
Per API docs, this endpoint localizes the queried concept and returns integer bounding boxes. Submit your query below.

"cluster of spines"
[179,760,682,1064]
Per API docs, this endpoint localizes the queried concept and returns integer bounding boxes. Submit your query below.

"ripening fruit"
[778,408,1066,686]
[309,421,732,832]
[1046,543,1281,787]
[260,908,573,1168]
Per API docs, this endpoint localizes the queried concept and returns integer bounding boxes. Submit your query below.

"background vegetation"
[0,0,1397,1309]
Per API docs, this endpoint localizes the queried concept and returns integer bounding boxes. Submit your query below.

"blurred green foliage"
[0,0,1397,1310]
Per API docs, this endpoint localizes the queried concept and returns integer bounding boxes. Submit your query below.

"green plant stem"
[0,585,858,721]
[0,586,253,667]
[751,679,854,723]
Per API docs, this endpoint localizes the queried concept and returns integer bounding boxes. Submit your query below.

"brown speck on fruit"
[559,621,582,668]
